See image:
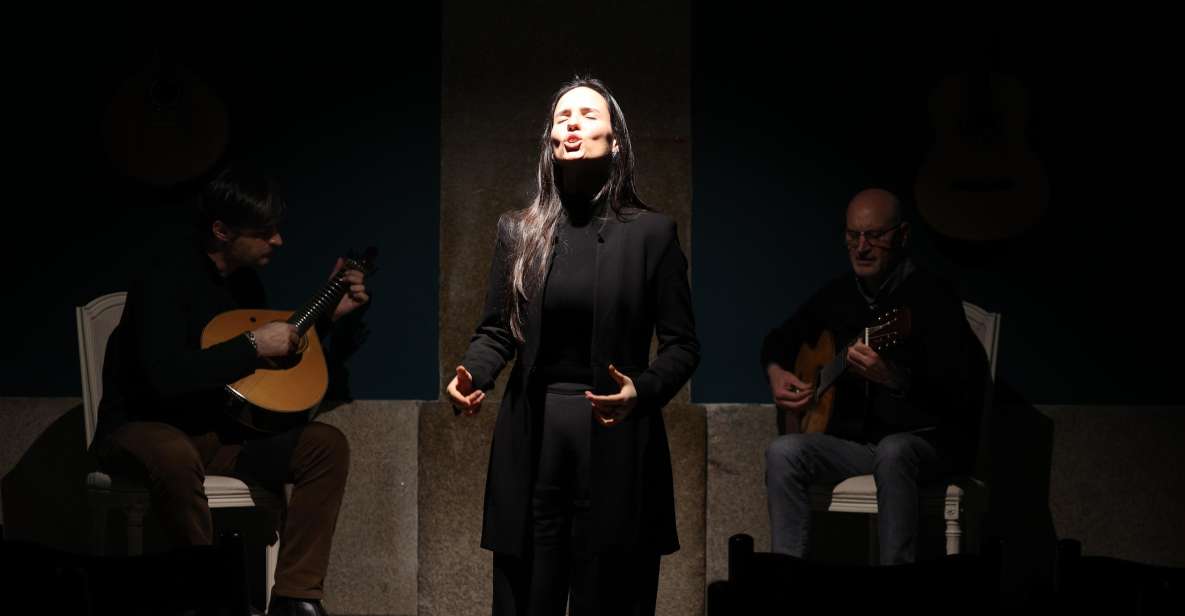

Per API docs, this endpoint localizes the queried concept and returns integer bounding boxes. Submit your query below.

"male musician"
[92,164,368,616]
[760,188,987,564]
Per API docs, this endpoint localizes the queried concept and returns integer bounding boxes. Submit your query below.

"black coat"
[461,208,700,556]
[759,266,989,474]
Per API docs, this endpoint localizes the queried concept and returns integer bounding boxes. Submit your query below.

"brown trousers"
[95,420,349,599]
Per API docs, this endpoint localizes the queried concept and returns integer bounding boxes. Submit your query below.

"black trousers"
[491,383,661,616]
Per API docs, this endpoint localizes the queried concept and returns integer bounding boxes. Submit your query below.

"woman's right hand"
[447,365,486,416]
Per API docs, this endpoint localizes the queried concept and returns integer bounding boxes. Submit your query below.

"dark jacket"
[760,266,988,474]
[461,208,700,556]
[95,238,263,443]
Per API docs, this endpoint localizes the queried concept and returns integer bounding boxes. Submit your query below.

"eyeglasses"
[844,223,902,248]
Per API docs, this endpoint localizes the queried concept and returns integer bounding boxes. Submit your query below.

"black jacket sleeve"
[633,217,700,408]
[132,266,258,400]
[459,214,519,392]
[759,284,830,379]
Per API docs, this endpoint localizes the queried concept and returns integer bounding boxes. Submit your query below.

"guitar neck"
[814,352,848,402]
[287,273,352,335]
[814,326,871,401]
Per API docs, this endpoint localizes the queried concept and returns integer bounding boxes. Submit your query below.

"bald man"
[760,188,987,564]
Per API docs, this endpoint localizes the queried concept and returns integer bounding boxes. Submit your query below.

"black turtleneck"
[536,204,601,384]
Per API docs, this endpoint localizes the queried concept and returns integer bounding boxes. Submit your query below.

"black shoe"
[267,595,329,616]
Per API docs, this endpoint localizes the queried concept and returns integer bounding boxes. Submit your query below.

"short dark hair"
[198,164,286,242]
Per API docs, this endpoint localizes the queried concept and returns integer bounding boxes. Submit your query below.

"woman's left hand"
[585,364,638,427]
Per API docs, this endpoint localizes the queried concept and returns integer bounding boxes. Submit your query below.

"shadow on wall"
[1,404,93,553]
[980,379,1058,606]
[2,401,286,611]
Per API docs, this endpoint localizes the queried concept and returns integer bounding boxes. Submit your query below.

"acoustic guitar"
[200,250,376,432]
[785,308,912,435]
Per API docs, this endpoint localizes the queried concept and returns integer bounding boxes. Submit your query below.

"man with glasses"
[760,188,986,564]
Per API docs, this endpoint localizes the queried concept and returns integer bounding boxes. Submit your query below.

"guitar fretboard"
[287,262,363,335]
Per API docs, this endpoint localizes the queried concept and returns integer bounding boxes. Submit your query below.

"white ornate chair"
[77,291,283,604]
[807,301,1000,559]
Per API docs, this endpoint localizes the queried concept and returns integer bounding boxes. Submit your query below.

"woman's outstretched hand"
[447,365,486,416]
[585,364,638,427]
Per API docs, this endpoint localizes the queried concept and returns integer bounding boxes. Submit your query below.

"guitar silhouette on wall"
[914,62,1050,242]
[103,56,229,186]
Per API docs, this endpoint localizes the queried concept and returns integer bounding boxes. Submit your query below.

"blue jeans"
[765,432,944,564]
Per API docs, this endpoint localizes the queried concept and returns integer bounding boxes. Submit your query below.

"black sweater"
[94,239,263,441]
[760,266,988,472]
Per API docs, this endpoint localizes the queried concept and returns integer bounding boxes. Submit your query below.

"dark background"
[3,8,1180,406]
[3,12,440,400]
[692,8,1182,404]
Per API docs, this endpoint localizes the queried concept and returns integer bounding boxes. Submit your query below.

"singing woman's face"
[550,87,618,162]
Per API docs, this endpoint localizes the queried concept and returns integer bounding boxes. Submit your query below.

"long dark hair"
[502,77,648,342]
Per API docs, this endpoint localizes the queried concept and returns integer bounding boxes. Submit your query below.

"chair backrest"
[962,301,1001,380]
[76,292,127,448]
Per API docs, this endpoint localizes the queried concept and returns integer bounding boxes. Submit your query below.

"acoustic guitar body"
[915,71,1049,242]
[791,330,838,435]
[201,309,328,432]
[780,308,910,436]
